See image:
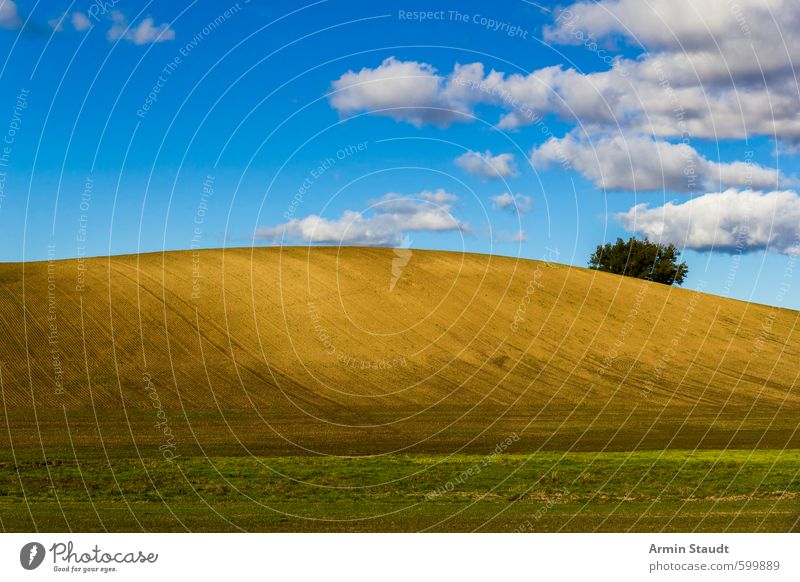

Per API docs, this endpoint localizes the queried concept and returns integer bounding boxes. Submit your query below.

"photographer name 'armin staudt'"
[650,543,730,555]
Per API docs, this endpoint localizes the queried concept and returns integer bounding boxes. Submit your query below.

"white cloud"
[322,4,800,258]
[71,12,91,32]
[455,149,519,179]
[128,16,175,44]
[532,133,780,192]
[538,0,800,139]
[107,12,175,44]
[329,0,800,141]
[329,57,481,127]
[494,229,528,243]
[479,58,800,139]
[618,189,800,254]
[48,15,66,32]
[709,160,781,191]
[511,229,527,242]
[0,0,21,29]
[491,192,532,214]
[107,11,125,40]
[329,57,563,129]
[256,189,468,246]
[545,0,800,85]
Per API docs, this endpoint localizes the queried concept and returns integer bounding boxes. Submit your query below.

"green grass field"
[1,248,798,531]
[2,450,797,532]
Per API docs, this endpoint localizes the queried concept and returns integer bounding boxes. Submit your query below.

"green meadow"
[2,450,797,532]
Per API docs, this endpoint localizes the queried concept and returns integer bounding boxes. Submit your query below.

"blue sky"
[0,0,798,309]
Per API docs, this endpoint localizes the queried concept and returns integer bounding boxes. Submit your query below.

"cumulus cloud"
[330,0,800,140]
[491,192,532,214]
[329,57,483,127]
[107,12,175,44]
[455,149,519,179]
[545,0,800,85]
[329,57,562,130]
[71,12,91,32]
[532,133,780,192]
[537,0,800,139]
[256,189,469,246]
[0,0,21,29]
[322,4,800,257]
[331,55,789,138]
[618,189,800,254]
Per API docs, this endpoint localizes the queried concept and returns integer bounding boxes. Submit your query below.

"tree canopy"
[588,237,688,285]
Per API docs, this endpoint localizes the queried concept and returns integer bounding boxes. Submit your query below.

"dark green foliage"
[589,237,688,285]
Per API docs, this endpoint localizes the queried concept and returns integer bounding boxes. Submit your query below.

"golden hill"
[0,247,798,456]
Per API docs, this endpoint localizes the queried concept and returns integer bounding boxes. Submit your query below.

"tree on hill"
[588,237,688,285]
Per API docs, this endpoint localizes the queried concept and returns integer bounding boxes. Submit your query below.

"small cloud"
[494,229,527,243]
[107,11,125,40]
[455,149,519,179]
[329,56,479,127]
[0,0,21,29]
[71,12,91,32]
[108,12,175,45]
[491,192,532,214]
[48,14,66,32]
[256,189,469,246]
